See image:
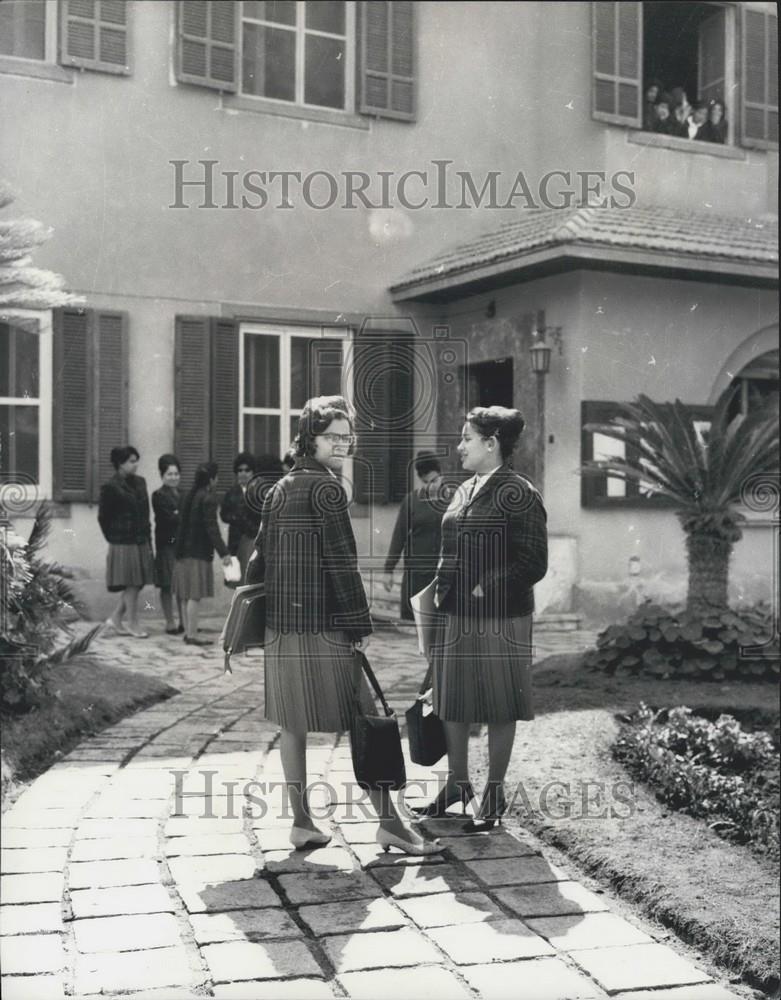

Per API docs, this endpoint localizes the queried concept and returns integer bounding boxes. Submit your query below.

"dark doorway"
[461,358,514,411]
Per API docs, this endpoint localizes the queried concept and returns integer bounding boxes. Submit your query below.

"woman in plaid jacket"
[416,406,548,830]
[248,396,440,856]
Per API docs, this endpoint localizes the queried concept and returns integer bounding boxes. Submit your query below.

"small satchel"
[350,651,407,792]
[220,583,266,674]
[405,662,446,766]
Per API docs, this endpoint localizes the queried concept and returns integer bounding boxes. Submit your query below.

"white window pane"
[0,405,39,483]
[0,0,46,59]
[243,1,296,26]
[304,32,345,108]
[305,1,345,35]
[593,431,625,498]
[244,334,280,408]
[244,414,280,457]
[242,21,295,100]
[0,322,40,398]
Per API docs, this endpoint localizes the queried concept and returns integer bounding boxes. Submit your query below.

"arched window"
[726,349,780,422]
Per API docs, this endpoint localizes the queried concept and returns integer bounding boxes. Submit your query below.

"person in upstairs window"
[642,78,663,131]
[669,87,692,138]
[152,453,184,635]
[98,446,154,639]
[698,99,728,144]
[220,452,261,586]
[687,101,709,140]
[652,94,676,135]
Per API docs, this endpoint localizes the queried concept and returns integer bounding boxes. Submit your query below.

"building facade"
[1,0,778,621]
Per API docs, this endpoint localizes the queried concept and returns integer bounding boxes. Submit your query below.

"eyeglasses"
[319,433,355,445]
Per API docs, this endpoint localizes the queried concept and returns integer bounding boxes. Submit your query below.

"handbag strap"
[354,650,394,718]
[417,660,433,696]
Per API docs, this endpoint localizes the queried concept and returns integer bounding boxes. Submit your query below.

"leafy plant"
[614,704,779,858]
[583,600,779,681]
[1,504,100,712]
[582,387,779,613]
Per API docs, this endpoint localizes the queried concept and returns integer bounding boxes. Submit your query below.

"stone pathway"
[1,621,742,999]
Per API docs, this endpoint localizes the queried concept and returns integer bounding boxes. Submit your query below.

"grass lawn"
[470,653,780,995]
[1,655,177,808]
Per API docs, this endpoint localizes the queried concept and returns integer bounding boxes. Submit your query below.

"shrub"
[583,600,779,681]
[1,505,99,713]
[613,704,780,858]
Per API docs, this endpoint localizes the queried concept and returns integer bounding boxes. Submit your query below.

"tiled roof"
[390,205,779,293]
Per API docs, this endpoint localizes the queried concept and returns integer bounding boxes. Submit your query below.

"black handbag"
[220,583,266,674]
[405,663,446,766]
[350,651,407,792]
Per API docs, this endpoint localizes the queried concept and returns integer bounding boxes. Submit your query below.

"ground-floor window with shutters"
[0,313,52,500]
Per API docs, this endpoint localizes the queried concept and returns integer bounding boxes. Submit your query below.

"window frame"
[0,310,53,503]
[237,0,356,114]
[0,0,70,82]
[239,322,354,494]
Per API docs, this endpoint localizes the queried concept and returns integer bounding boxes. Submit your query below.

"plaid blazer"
[246,456,372,640]
[434,464,548,619]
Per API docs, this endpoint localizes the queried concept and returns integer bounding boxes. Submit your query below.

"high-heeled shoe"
[411,781,477,818]
[462,783,507,833]
[290,826,332,850]
[376,828,442,856]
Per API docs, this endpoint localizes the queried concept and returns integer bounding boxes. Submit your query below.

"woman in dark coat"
[98,445,154,638]
[173,462,231,646]
[247,396,440,856]
[152,453,184,635]
[417,406,548,830]
[220,452,261,584]
[382,452,445,620]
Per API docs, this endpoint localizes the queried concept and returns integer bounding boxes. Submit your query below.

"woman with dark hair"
[698,99,728,143]
[382,451,445,620]
[152,453,184,635]
[220,452,261,585]
[415,406,548,830]
[247,396,440,856]
[98,446,154,638]
[174,462,232,645]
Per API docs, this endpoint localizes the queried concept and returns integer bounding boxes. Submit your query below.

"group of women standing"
[248,394,548,852]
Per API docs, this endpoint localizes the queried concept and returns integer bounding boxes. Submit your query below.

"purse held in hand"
[350,651,407,791]
[220,583,266,674]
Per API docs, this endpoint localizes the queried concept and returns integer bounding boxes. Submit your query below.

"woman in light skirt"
[417,406,548,829]
[98,446,155,638]
[247,396,440,855]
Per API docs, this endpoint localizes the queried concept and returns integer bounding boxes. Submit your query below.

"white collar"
[473,465,501,484]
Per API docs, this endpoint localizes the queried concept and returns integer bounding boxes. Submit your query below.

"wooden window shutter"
[210,318,239,493]
[741,8,779,150]
[592,1,641,127]
[353,331,414,504]
[174,316,212,490]
[359,1,416,121]
[53,309,92,502]
[176,0,238,93]
[91,310,129,502]
[60,0,131,75]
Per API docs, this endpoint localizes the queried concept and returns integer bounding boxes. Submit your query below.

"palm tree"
[582,386,779,614]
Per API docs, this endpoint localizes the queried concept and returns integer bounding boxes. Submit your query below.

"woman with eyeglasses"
[247,395,440,856]
[417,406,548,830]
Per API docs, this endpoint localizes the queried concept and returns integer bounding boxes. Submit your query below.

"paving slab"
[323,926,442,972]
[0,903,63,936]
[1,847,68,875]
[427,919,555,964]
[0,974,65,999]
[264,848,355,874]
[495,881,611,918]
[70,837,159,862]
[0,873,64,904]
[2,808,82,829]
[438,832,538,861]
[462,956,604,999]
[72,912,183,952]
[178,878,282,913]
[464,855,567,887]
[1,829,72,849]
[213,979,337,999]
[335,822,381,845]
[572,943,712,993]
[369,863,478,898]
[190,908,302,944]
[74,945,202,993]
[0,933,65,974]
[164,834,252,857]
[526,912,654,951]
[75,818,160,840]
[298,898,408,937]
[69,883,175,918]
[68,858,161,889]
[339,965,472,999]
[168,853,261,885]
[202,939,323,983]
[611,987,741,1000]
[395,890,506,928]
[351,842,447,868]
[165,816,246,837]
[277,871,383,906]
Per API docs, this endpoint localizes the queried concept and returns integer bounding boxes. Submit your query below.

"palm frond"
[45,624,102,666]
[26,503,51,558]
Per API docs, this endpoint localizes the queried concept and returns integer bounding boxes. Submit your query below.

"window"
[240,325,348,457]
[727,349,780,421]
[460,358,514,411]
[592,1,777,150]
[0,0,56,62]
[0,314,52,501]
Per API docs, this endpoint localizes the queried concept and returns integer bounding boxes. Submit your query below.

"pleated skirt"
[172,558,214,600]
[263,628,376,733]
[430,613,534,723]
[106,543,155,593]
[155,544,177,590]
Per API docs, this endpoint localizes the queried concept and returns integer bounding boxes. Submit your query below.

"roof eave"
[389,242,779,303]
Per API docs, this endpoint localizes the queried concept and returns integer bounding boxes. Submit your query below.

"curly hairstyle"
[110,445,140,470]
[294,395,355,458]
[466,406,526,460]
